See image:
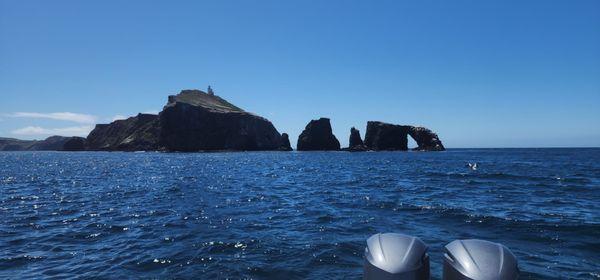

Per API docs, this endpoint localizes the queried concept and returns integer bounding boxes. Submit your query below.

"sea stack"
[364,121,411,151]
[279,133,293,151]
[297,118,340,151]
[347,127,367,151]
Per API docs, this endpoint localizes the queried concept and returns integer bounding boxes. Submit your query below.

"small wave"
[0,255,45,270]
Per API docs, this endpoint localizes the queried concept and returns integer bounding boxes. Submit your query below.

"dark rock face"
[30,136,74,151]
[1,88,446,153]
[297,118,340,151]
[409,126,445,151]
[364,121,411,151]
[279,133,293,151]
[347,127,367,151]
[82,89,287,152]
[159,90,282,151]
[87,113,160,151]
[349,127,364,147]
[0,136,86,151]
[363,121,445,151]
[0,137,33,151]
[63,137,87,151]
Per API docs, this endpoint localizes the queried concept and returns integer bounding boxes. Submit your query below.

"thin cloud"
[111,114,128,121]
[11,125,94,137]
[9,112,97,124]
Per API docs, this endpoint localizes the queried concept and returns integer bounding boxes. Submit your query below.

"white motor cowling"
[443,239,519,280]
[363,233,430,280]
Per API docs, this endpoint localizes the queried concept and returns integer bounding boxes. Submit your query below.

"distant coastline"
[1,88,444,153]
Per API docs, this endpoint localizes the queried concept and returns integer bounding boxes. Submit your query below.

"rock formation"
[1,88,446,153]
[346,127,367,151]
[84,90,286,151]
[364,121,411,150]
[0,138,30,151]
[0,136,86,151]
[279,133,293,151]
[297,118,340,151]
[349,127,363,147]
[408,126,445,151]
[159,90,283,151]
[363,121,445,151]
[63,137,88,151]
[86,113,160,151]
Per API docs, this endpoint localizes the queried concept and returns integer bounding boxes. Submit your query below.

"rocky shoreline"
[1,89,444,152]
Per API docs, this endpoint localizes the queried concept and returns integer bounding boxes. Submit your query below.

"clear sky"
[1,0,599,148]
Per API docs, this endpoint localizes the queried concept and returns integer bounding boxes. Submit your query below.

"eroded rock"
[347,127,367,151]
[297,118,340,151]
[87,113,160,151]
[158,90,282,151]
[409,126,445,151]
[279,133,293,151]
[364,121,411,151]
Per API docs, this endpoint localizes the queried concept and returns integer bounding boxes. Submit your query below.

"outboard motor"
[363,233,430,280]
[443,239,519,280]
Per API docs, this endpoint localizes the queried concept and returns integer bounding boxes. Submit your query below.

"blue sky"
[1,0,599,148]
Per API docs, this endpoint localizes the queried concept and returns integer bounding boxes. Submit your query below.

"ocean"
[0,149,598,279]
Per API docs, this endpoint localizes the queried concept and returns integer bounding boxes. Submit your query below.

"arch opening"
[407,135,418,150]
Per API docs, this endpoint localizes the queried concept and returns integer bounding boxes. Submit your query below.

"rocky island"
[86,89,291,152]
[1,88,444,152]
[344,127,368,152]
[297,118,341,151]
[295,119,445,152]
[363,121,445,151]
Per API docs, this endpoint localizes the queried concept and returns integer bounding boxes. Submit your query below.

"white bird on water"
[467,162,478,171]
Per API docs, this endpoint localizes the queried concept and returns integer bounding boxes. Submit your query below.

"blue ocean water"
[0,149,598,279]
